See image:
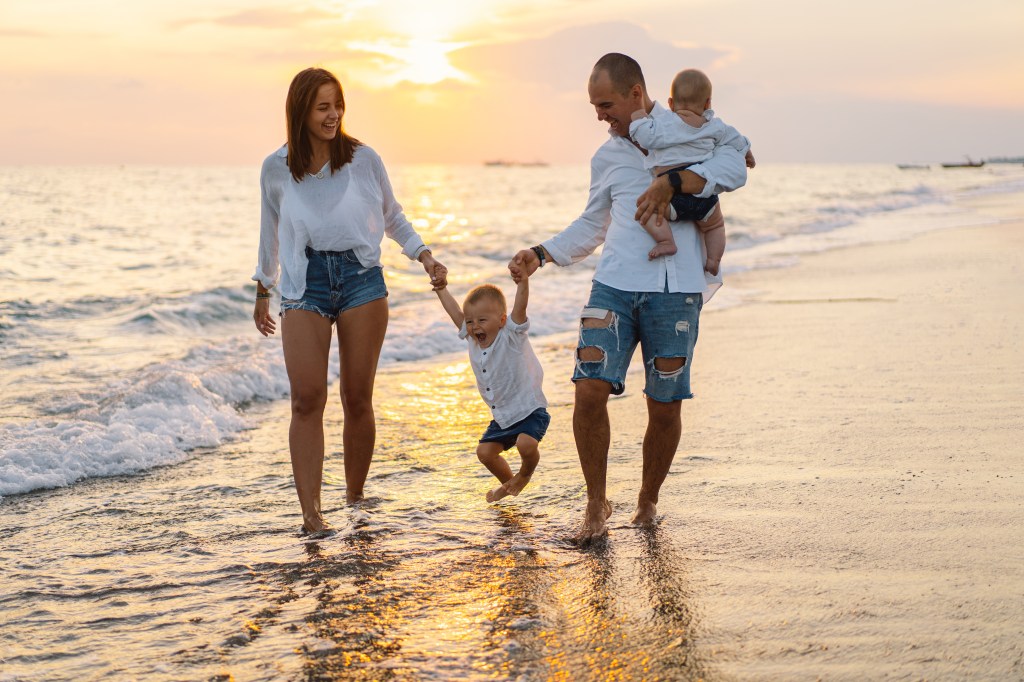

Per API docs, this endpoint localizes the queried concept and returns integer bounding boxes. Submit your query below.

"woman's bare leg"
[281,309,334,531]
[336,298,389,503]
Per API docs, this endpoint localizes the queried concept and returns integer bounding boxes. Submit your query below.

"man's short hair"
[591,53,646,96]
[463,284,507,313]
[671,69,713,108]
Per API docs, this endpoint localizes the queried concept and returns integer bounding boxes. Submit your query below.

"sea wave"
[0,337,290,499]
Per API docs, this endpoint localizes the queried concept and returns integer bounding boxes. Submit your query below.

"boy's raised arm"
[511,275,529,325]
[434,285,465,329]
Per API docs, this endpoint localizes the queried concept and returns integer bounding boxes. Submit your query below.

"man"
[508,53,747,543]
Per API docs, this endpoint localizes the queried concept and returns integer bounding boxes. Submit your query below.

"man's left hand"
[635,174,673,227]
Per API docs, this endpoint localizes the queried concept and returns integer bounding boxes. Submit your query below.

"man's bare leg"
[574,377,615,543]
[632,393,683,526]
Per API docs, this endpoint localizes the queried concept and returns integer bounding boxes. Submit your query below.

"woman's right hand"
[254,298,276,336]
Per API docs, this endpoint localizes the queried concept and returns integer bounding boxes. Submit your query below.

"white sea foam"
[0,337,290,498]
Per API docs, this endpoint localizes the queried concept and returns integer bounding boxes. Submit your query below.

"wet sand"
[3,194,1021,681]
[600,192,1024,678]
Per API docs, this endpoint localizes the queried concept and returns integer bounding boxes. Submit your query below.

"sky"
[1,0,1022,165]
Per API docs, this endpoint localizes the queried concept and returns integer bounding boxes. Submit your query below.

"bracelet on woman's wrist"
[256,291,271,300]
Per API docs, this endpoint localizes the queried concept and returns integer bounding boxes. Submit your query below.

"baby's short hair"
[463,284,507,313]
[671,69,712,109]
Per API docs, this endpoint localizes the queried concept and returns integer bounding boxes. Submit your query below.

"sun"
[349,38,471,86]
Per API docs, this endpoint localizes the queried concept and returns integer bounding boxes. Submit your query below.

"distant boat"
[897,164,930,170]
[941,156,985,168]
[483,160,549,167]
[985,156,1024,164]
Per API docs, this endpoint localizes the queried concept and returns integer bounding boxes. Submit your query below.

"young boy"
[629,68,756,274]
[434,273,549,503]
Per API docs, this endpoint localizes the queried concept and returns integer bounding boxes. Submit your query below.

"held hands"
[419,251,448,290]
[253,297,276,337]
[635,173,674,228]
[508,248,539,284]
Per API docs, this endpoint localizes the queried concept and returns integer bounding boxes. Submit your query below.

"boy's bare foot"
[704,259,720,276]
[648,241,678,260]
[630,500,658,526]
[574,499,614,545]
[485,473,532,502]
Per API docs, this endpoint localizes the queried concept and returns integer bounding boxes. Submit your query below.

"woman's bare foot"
[485,473,532,502]
[630,499,658,526]
[648,241,678,260]
[574,499,614,545]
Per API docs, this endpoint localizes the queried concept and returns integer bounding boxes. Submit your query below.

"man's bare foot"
[630,500,658,526]
[485,473,531,503]
[648,241,677,260]
[574,499,614,545]
[301,517,330,535]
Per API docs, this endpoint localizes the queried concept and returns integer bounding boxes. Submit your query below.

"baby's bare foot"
[704,259,720,276]
[648,241,678,260]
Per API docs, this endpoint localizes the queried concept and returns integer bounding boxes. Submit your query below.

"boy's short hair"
[463,284,507,313]
[671,69,712,109]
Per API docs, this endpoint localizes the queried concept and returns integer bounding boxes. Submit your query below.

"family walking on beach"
[252,53,751,543]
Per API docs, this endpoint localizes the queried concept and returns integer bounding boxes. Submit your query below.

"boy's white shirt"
[460,317,547,429]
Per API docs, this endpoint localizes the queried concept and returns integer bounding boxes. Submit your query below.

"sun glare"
[348,38,471,86]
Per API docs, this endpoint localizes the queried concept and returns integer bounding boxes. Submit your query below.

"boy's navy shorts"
[479,408,550,451]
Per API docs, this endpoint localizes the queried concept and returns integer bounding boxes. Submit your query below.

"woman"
[252,67,447,533]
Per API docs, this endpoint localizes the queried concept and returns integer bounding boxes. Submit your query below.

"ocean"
[1,161,1022,680]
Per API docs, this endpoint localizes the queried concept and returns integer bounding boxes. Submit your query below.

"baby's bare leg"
[488,434,540,501]
[641,214,678,260]
[696,204,725,275]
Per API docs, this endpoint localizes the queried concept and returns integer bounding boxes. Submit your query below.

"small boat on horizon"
[897,163,930,170]
[483,160,549,167]
[941,156,985,168]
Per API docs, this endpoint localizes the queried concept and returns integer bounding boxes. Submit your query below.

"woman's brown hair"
[284,68,361,182]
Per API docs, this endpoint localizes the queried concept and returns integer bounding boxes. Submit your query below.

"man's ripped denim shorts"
[571,281,702,402]
[280,247,388,321]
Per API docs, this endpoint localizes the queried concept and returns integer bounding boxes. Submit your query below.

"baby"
[434,272,549,502]
[629,68,755,274]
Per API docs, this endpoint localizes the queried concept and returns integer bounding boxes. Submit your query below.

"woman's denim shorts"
[280,247,388,321]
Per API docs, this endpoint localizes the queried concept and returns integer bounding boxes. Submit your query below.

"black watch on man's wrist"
[668,171,682,194]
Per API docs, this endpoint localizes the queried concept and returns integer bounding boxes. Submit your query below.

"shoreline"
[1,192,1021,680]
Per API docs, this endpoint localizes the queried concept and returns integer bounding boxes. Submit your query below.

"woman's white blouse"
[253,144,427,299]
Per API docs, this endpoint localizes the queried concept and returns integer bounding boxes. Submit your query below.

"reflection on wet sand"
[514,525,714,681]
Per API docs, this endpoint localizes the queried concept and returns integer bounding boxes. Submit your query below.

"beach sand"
[4,194,1021,681]
[595,192,1024,678]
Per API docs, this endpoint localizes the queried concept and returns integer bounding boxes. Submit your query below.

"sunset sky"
[2,0,1022,165]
